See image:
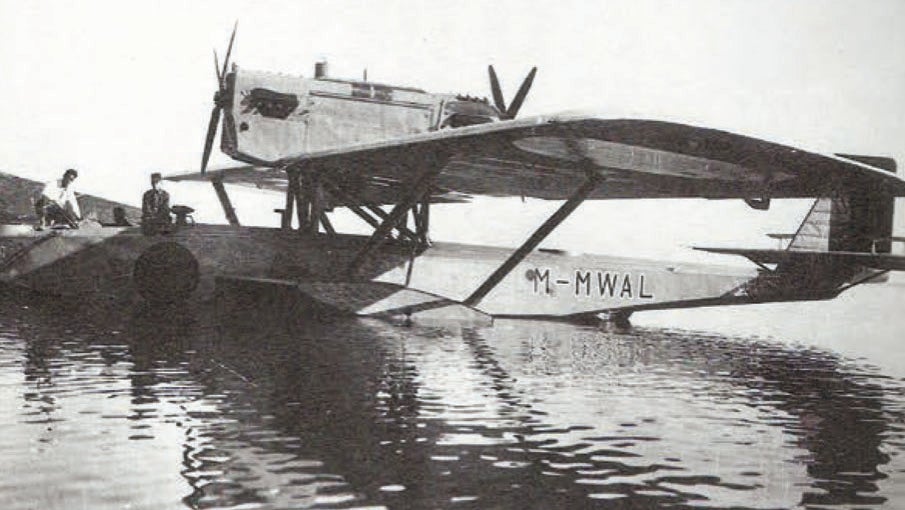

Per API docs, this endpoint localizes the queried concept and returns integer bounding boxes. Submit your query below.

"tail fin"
[694,155,901,294]
[788,155,896,254]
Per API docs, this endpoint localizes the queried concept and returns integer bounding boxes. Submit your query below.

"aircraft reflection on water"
[2,289,905,509]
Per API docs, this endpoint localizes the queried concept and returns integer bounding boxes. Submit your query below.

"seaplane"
[3,28,905,326]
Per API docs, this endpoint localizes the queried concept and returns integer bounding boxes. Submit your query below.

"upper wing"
[166,113,905,201]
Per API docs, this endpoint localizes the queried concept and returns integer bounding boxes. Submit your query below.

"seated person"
[142,172,171,234]
[35,168,81,230]
[112,207,132,226]
[101,206,133,227]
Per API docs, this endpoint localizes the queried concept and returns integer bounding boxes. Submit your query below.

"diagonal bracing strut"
[362,202,421,242]
[344,157,448,275]
[320,179,420,243]
[463,174,602,307]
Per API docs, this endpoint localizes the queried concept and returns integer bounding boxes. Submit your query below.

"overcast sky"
[2,0,903,261]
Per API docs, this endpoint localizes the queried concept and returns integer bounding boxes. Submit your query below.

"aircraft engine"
[133,242,200,304]
[440,98,500,128]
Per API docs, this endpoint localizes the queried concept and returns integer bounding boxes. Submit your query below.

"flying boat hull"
[0,223,757,323]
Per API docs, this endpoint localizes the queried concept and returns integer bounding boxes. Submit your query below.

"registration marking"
[526,268,654,300]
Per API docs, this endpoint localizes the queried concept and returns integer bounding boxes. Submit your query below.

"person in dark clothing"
[141,173,171,234]
[109,207,132,226]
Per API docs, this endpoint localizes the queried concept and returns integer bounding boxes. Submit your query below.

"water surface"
[1,288,904,509]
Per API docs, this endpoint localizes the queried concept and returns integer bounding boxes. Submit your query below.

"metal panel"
[227,68,442,162]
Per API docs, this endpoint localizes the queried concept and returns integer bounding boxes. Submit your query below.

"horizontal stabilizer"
[694,247,905,271]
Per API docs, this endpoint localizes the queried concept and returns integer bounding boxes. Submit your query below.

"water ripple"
[0,291,903,508]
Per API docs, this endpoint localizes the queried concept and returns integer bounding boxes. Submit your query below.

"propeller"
[201,22,238,175]
[487,65,537,119]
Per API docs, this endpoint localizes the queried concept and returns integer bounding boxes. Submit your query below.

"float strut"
[464,175,601,307]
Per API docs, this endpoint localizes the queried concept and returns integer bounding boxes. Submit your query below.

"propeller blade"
[505,66,537,119]
[214,49,222,86]
[220,21,238,84]
[200,105,221,174]
[488,65,506,114]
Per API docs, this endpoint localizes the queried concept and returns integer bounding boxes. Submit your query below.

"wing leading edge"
[167,113,905,202]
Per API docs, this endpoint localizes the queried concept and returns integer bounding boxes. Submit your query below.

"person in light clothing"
[34,168,81,230]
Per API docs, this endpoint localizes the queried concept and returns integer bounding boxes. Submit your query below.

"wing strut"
[463,174,602,307]
[414,195,430,247]
[344,157,449,275]
[282,167,298,230]
[320,179,420,243]
[361,201,421,241]
[281,165,335,234]
[212,177,240,226]
[300,171,322,234]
